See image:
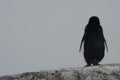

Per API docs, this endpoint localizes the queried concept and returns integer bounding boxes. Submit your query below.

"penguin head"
[88,16,100,25]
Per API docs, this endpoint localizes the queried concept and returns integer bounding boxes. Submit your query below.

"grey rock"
[46,75,56,80]
[0,64,120,80]
[61,70,78,80]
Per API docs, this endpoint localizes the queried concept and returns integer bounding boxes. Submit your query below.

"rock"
[61,70,78,80]
[46,75,56,80]
[0,64,120,80]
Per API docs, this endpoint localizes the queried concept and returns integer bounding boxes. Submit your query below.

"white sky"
[0,0,120,76]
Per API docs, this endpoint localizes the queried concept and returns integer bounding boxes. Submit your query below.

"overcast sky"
[0,0,120,76]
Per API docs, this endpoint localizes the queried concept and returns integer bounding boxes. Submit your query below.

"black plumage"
[79,16,108,66]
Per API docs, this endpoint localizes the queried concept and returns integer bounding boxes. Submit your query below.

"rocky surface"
[0,64,120,80]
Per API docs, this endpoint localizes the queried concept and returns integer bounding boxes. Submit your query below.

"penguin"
[79,16,108,66]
